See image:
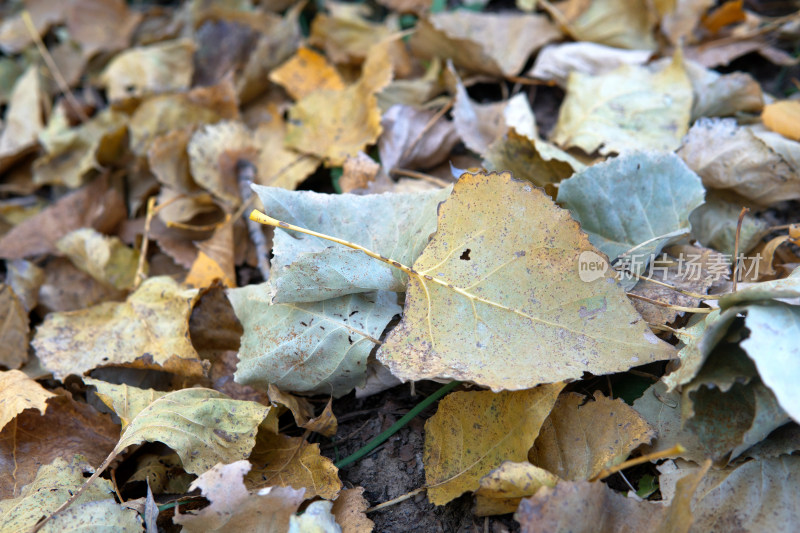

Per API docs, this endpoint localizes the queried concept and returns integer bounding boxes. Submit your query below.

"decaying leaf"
[0,284,29,369]
[515,460,710,533]
[173,460,305,533]
[33,276,205,380]
[378,171,676,391]
[0,370,55,431]
[530,392,655,480]
[56,228,141,290]
[331,487,374,533]
[246,429,341,500]
[0,456,115,532]
[424,384,564,505]
[552,53,692,155]
[113,388,271,475]
[473,461,559,516]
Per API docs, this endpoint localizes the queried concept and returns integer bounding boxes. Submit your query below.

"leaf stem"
[334,380,461,469]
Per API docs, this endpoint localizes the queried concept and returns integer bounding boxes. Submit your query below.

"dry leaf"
[100,38,195,101]
[0,66,45,173]
[0,389,119,499]
[762,100,800,141]
[247,430,342,500]
[32,276,205,381]
[473,461,559,516]
[0,370,55,431]
[331,487,374,533]
[378,172,676,391]
[66,0,142,58]
[528,42,651,87]
[423,384,564,505]
[529,392,655,481]
[0,176,126,260]
[174,460,305,532]
[379,105,458,174]
[5,259,44,312]
[547,0,658,50]
[56,228,141,290]
[269,46,345,100]
[0,285,29,369]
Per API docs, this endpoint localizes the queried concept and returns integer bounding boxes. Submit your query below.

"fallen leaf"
[678,118,800,206]
[484,128,585,188]
[285,41,393,165]
[528,42,651,87]
[741,302,800,424]
[185,222,236,288]
[410,11,560,77]
[0,390,119,499]
[269,46,345,100]
[340,152,381,192]
[56,228,141,290]
[515,460,709,533]
[552,53,692,155]
[309,8,394,65]
[378,104,459,174]
[701,0,746,34]
[66,0,141,59]
[424,384,564,505]
[39,498,143,532]
[100,38,195,102]
[473,461,559,516]
[0,370,55,431]
[659,0,715,45]
[36,257,126,314]
[254,184,450,303]
[557,151,705,287]
[0,456,115,532]
[83,378,165,431]
[659,456,800,532]
[247,429,341,499]
[32,276,205,381]
[0,0,67,55]
[0,284,28,368]
[125,452,193,495]
[5,259,44,312]
[289,500,339,531]
[689,192,768,256]
[737,423,800,460]
[378,171,676,391]
[718,267,800,308]
[762,100,800,141]
[685,60,763,120]
[114,388,271,475]
[173,460,305,533]
[33,107,128,188]
[545,0,658,50]
[529,391,655,480]
[229,283,400,397]
[147,127,196,192]
[0,176,126,260]
[0,66,45,173]
[331,487,374,533]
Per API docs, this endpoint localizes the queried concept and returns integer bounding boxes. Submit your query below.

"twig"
[236,160,271,281]
[732,207,749,292]
[626,292,712,313]
[589,444,686,482]
[134,197,156,289]
[21,11,89,124]
[626,270,719,300]
[390,168,452,188]
[367,488,426,513]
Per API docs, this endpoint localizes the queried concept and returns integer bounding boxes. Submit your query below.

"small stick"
[134,197,156,289]
[626,292,712,314]
[589,444,686,482]
[390,168,452,188]
[236,160,271,281]
[625,270,719,300]
[732,207,749,292]
[367,487,426,513]
[21,11,89,123]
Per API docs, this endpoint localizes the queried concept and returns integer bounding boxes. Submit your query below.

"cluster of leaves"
[1,0,800,531]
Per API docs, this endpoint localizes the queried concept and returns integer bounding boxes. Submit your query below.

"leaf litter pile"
[1,0,800,531]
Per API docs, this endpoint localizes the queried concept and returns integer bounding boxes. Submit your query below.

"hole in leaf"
[460,249,471,260]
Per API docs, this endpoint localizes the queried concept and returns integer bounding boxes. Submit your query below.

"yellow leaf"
[32,276,205,380]
[83,377,165,431]
[762,100,800,141]
[0,370,55,431]
[56,228,141,290]
[270,46,345,100]
[331,487,374,533]
[473,461,559,516]
[247,430,342,500]
[424,384,564,505]
[377,172,676,391]
[529,392,655,480]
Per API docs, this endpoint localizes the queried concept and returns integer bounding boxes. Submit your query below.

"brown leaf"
[0,66,45,173]
[247,430,342,500]
[185,222,236,288]
[529,392,655,481]
[36,257,127,314]
[0,285,29,369]
[269,46,345,100]
[66,0,142,58]
[0,389,119,499]
[0,370,55,431]
[0,0,66,54]
[331,487,374,533]
[378,105,459,174]
[5,259,44,312]
[0,176,126,260]
[340,152,380,192]
[514,460,710,533]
